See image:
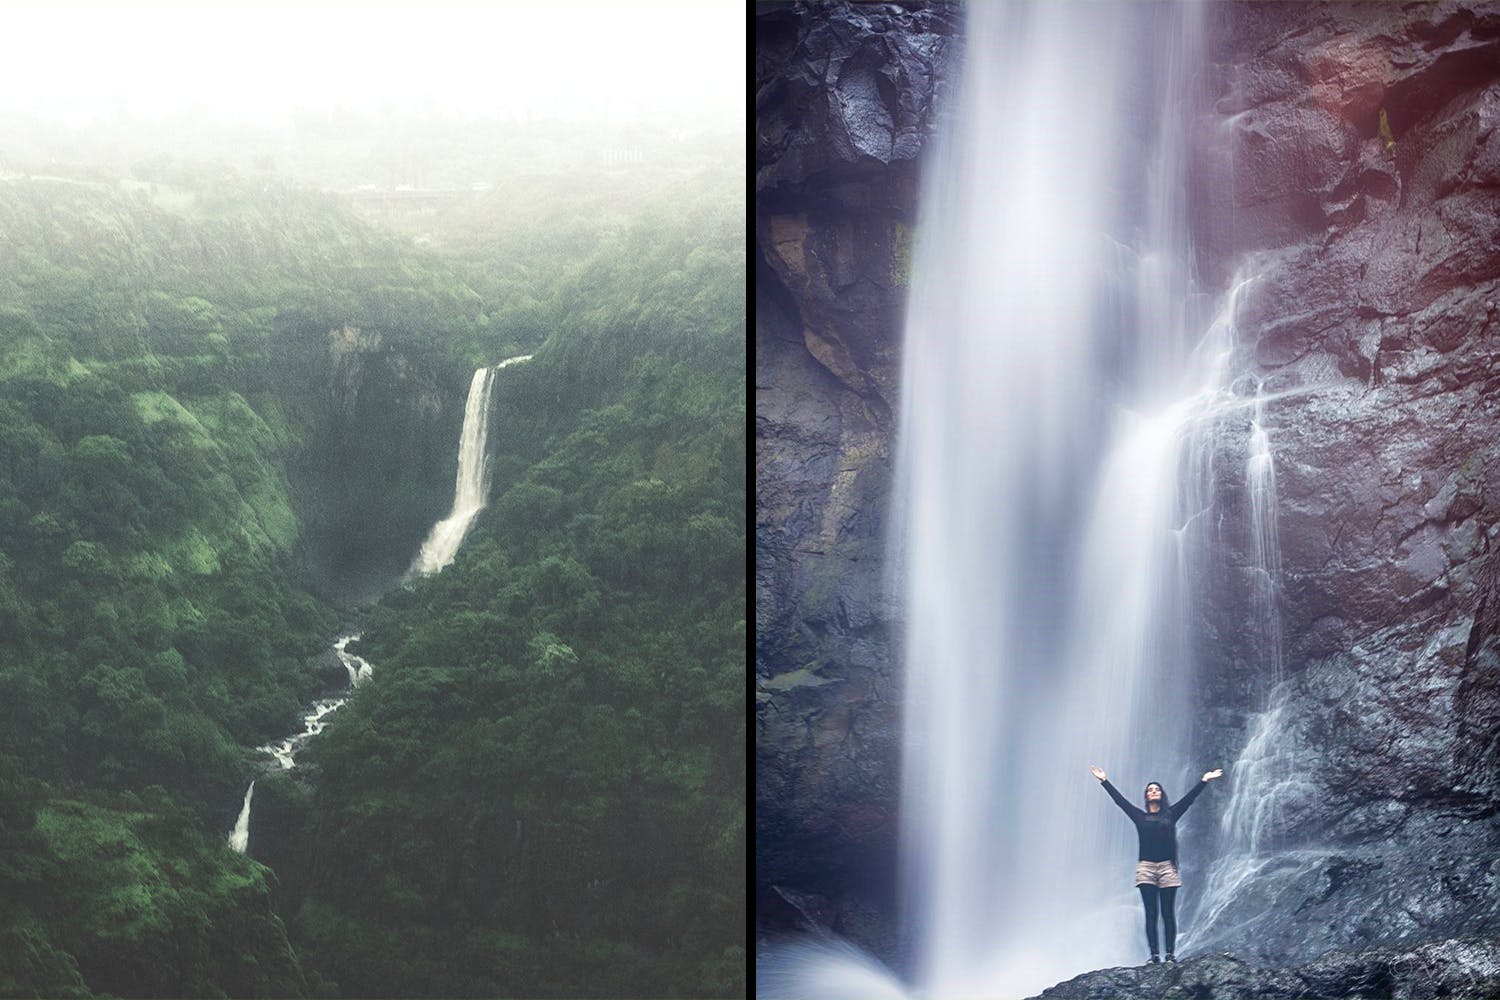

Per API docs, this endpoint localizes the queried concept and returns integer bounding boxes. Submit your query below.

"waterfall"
[335,632,374,688]
[1247,390,1286,691]
[408,355,531,577]
[889,3,1219,995]
[228,781,254,853]
[760,3,1227,997]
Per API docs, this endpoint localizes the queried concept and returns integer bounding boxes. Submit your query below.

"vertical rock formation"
[288,323,465,602]
[755,0,959,961]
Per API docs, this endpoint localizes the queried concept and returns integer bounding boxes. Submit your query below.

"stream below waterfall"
[226,356,525,855]
[227,633,373,854]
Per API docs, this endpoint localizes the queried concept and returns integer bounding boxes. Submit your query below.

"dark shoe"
[1146,955,1161,965]
[1164,954,1178,963]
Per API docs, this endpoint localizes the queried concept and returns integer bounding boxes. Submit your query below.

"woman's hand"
[1090,765,1106,782]
[1202,768,1224,782]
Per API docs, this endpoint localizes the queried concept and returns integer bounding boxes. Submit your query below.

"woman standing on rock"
[1089,764,1224,965]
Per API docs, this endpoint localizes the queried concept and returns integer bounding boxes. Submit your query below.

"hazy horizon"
[0,0,742,130]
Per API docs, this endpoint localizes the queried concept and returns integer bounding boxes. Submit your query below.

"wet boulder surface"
[755,0,959,963]
[1029,937,1500,1000]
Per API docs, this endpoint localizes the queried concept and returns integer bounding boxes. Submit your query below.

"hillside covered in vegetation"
[0,138,742,998]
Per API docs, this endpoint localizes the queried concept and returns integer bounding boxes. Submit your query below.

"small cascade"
[1247,388,1285,690]
[408,354,532,577]
[230,634,374,853]
[228,781,254,853]
[1180,382,1298,952]
[334,633,374,688]
[260,634,372,770]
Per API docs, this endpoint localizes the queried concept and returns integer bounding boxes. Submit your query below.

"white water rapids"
[759,2,1288,997]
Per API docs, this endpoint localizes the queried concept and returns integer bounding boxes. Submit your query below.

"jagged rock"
[756,0,959,411]
[1181,0,1500,964]
[311,647,350,692]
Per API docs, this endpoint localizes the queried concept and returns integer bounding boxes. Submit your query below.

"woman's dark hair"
[1143,781,1172,813]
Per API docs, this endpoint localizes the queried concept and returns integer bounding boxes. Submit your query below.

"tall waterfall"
[889,3,1217,995]
[228,781,254,853]
[408,355,530,577]
[755,4,1299,997]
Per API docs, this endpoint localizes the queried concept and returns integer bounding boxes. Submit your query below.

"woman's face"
[1145,784,1164,806]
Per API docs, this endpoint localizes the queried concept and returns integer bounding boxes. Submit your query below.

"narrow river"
[227,633,373,853]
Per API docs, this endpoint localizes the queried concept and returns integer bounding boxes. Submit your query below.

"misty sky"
[1,0,742,127]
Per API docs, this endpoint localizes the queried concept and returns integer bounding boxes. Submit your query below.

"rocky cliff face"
[288,323,466,604]
[755,0,958,961]
[758,0,1500,973]
[1178,0,1500,961]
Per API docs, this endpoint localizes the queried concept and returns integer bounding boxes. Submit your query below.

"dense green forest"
[0,140,742,998]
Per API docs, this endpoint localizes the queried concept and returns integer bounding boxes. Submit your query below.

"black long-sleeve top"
[1099,778,1207,865]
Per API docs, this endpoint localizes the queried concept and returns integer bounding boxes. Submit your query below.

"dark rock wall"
[756,0,1500,970]
[755,0,958,960]
[1179,1,1500,961]
[284,323,466,605]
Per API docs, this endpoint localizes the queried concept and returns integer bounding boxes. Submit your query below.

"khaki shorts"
[1134,860,1182,888]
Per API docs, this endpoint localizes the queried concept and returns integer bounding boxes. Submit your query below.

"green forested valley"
[0,115,742,999]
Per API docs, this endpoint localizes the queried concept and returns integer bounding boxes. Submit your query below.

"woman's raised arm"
[1091,765,1145,820]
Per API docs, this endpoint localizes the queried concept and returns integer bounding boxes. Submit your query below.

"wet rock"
[1029,936,1500,1000]
[756,0,959,411]
[755,1,959,966]
[1184,2,1500,963]
[312,647,350,692]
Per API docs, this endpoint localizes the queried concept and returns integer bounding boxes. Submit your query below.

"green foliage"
[286,172,744,997]
[0,760,306,998]
[0,151,742,998]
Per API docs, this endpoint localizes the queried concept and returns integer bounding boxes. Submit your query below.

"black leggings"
[1137,885,1178,956]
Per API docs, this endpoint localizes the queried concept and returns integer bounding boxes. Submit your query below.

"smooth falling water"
[408,355,531,577]
[761,3,1223,998]
[892,3,1216,996]
[1247,390,1286,690]
[228,781,254,853]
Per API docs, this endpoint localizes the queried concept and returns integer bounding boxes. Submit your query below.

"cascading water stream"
[1247,388,1286,691]
[408,354,532,578]
[1179,383,1300,951]
[228,356,530,852]
[228,634,373,853]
